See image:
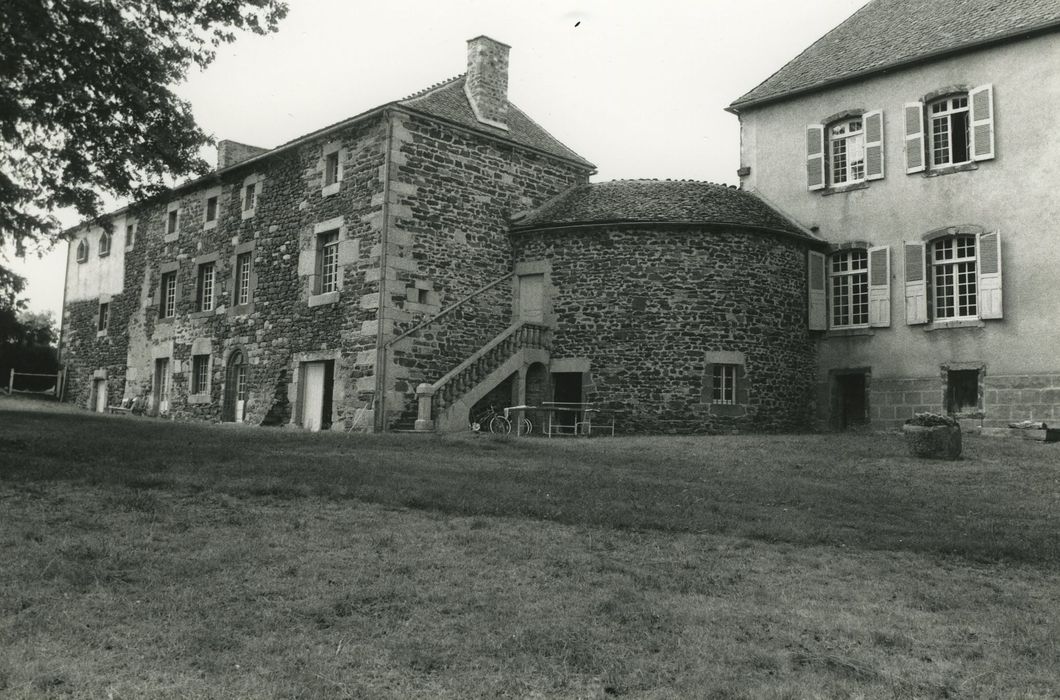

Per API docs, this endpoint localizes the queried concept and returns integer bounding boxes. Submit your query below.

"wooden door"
[302,362,326,431]
[94,379,107,413]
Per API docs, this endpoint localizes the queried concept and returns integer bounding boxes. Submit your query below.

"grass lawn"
[1,395,1059,698]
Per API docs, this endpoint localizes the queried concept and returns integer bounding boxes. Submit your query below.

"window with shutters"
[905,85,995,174]
[827,246,890,330]
[806,110,884,191]
[904,228,1002,326]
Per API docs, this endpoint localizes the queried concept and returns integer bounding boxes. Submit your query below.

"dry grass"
[2,395,1059,698]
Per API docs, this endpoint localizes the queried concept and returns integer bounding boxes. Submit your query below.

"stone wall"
[61,117,387,428]
[512,225,817,434]
[382,111,592,428]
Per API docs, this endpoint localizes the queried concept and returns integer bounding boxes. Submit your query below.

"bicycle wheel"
[488,415,511,434]
[520,417,533,435]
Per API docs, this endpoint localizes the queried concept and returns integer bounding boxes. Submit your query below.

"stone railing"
[414,321,550,431]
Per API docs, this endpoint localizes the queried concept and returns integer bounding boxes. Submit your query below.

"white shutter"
[806,125,826,191]
[808,250,827,330]
[978,230,1002,319]
[969,84,995,161]
[867,245,891,327]
[904,241,928,324]
[904,102,925,174]
[864,110,885,181]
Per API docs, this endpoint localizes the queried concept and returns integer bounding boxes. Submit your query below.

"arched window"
[76,239,89,263]
[98,231,111,257]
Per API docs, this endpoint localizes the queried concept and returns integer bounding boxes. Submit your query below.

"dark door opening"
[836,373,867,430]
[551,372,583,430]
[946,369,980,415]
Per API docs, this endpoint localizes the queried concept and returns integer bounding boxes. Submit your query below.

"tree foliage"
[0,0,288,257]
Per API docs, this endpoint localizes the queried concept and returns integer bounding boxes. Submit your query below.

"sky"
[5,0,870,319]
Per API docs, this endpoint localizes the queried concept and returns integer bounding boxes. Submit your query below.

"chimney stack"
[464,36,510,131]
[217,139,269,170]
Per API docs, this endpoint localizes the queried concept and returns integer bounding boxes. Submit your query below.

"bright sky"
[5,0,868,319]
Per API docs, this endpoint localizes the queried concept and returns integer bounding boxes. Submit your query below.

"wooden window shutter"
[867,245,891,327]
[903,241,928,324]
[864,110,885,181]
[808,250,827,330]
[978,230,1003,319]
[969,84,995,161]
[806,125,826,191]
[904,102,925,174]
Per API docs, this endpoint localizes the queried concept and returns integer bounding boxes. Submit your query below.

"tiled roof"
[730,0,1060,110]
[398,75,594,168]
[510,180,812,239]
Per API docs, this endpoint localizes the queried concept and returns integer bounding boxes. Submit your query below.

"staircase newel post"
[414,383,437,432]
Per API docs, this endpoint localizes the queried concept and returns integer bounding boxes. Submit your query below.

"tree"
[0,0,288,258]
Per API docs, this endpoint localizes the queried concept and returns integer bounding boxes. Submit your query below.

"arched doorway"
[224,350,247,422]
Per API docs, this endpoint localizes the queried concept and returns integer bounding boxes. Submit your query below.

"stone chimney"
[217,139,269,170]
[464,35,510,131]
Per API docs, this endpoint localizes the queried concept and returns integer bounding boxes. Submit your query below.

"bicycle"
[470,405,533,435]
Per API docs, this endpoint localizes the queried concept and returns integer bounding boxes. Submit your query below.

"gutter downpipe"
[373,109,395,432]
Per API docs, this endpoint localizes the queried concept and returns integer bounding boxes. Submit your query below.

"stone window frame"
[202,186,222,231]
[241,174,264,220]
[301,216,356,308]
[321,140,346,197]
[229,241,257,316]
[76,238,89,263]
[157,260,181,321]
[191,252,220,317]
[96,296,111,337]
[98,230,111,258]
[188,337,214,404]
[124,219,137,250]
[512,260,553,327]
[941,361,985,419]
[164,201,181,242]
[702,350,749,417]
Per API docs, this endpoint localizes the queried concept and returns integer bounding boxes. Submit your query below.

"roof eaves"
[509,218,812,241]
[728,19,1060,113]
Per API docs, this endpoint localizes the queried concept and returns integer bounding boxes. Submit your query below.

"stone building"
[729,0,1060,430]
[60,36,823,434]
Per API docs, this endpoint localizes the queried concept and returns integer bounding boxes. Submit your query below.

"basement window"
[946,369,980,415]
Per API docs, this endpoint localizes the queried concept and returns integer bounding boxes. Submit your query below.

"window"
[324,151,340,187]
[205,196,218,223]
[829,250,869,328]
[946,369,980,415]
[97,303,109,332]
[76,239,89,263]
[712,365,737,405]
[235,252,253,306]
[160,271,177,318]
[98,231,111,257]
[167,209,178,236]
[828,118,865,186]
[192,354,210,395]
[196,261,216,312]
[125,223,136,249]
[243,183,256,212]
[905,85,995,174]
[806,111,883,191]
[929,95,970,167]
[317,231,340,294]
[904,230,1002,325]
[931,236,977,320]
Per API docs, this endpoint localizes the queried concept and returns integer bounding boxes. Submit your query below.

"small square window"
[417,288,429,305]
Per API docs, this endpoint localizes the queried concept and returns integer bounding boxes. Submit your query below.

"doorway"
[224,351,247,423]
[153,358,170,415]
[93,379,107,413]
[551,371,583,431]
[301,360,334,431]
[835,372,868,430]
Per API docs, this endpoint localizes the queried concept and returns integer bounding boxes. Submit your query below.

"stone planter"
[902,424,962,460]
